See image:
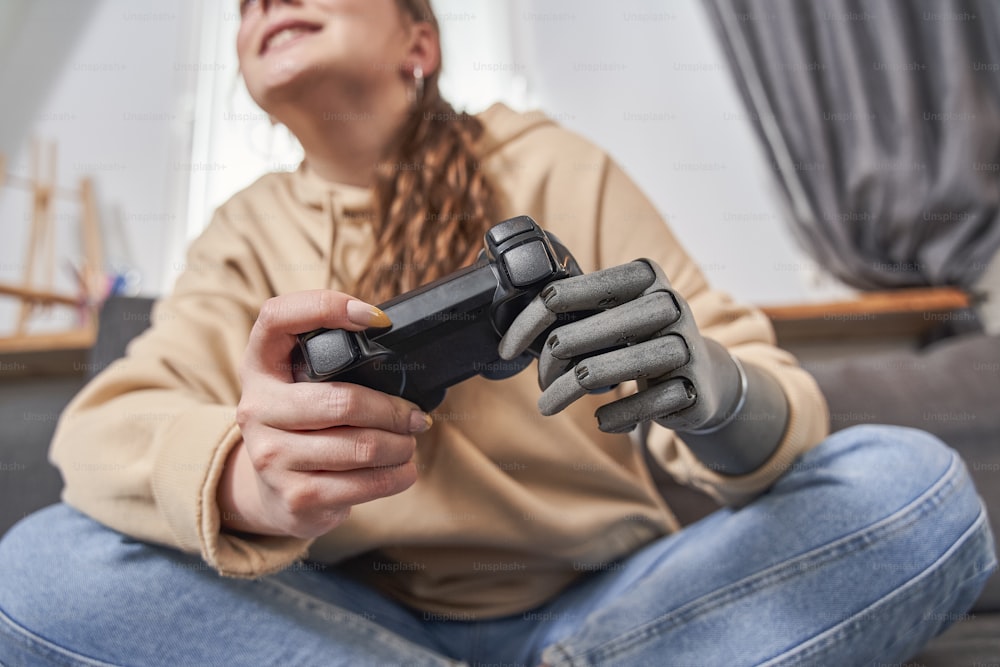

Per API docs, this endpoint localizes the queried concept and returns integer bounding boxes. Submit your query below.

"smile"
[261,22,322,55]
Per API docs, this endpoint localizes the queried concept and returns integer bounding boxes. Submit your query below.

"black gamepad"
[292,216,583,410]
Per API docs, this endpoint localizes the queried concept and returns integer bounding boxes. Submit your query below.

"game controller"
[292,216,585,410]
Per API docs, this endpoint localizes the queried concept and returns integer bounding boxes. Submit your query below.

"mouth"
[260,20,323,55]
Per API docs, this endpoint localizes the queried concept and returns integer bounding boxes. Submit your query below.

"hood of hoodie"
[285,103,559,290]
[290,102,556,208]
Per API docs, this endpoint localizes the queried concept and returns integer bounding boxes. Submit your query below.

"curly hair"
[350,0,501,303]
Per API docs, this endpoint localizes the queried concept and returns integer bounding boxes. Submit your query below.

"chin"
[248,62,323,109]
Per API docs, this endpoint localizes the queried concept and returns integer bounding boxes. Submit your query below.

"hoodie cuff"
[150,404,312,577]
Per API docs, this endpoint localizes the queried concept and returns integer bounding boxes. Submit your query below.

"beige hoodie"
[50,103,828,618]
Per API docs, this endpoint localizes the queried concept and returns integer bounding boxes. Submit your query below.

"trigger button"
[503,240,555,287]
[488,216,536,246]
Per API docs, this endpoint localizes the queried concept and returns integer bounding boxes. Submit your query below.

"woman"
[0,1,994,665]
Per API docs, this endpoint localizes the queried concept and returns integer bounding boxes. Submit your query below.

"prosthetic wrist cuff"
[684,354,748,435]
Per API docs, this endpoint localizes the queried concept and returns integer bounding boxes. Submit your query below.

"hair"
[351,0,501,303]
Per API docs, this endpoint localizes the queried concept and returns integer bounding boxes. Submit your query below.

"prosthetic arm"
[499,259,790,475]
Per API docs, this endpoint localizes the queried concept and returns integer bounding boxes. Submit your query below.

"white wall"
[1,0,853,338]
[0,0,198,335]
[507,0,853,304]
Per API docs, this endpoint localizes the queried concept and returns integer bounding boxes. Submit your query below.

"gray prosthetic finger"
[498,296,558,360]
[538,336,691,415]
[539,330,689,392]
[635,258,674,295]
[538,349,575,390]
[536,292,682,388]
[541,262,655,313]
[590,335,690,385]
[595,378,696,433]
[541,292,681,362]
[537,369,589,416]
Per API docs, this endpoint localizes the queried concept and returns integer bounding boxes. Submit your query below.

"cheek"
[235,22,256,62]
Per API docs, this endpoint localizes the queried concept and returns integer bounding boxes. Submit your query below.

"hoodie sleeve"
[593,159,830,506]
[50,206,313,577]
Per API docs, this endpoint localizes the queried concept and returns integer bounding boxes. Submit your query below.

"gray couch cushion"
[0,375,85,535]
[913,613,1000,665]
[804,332,1000,611]
[0,296,156,537]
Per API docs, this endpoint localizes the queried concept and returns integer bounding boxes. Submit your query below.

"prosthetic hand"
[499,259,790,475]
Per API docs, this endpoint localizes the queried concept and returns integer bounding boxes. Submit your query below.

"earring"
[412,64,424,103]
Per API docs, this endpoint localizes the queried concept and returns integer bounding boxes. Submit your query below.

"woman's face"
[236,0,414,111]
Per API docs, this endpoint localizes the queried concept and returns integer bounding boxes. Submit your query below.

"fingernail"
[346,300,392,328]
[409,410,433,433]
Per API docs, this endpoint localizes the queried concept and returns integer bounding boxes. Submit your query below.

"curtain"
[703,0,1000,290]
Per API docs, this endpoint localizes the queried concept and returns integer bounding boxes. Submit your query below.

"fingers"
[220,423,422,539]
[238,384,427,536]
[538,335,690,415]
[536,292,682,387]
[245,290,389,380]
[499,297,557,360]
[257,426,418,473]
[240,381,424,434]
[261,460,419,538]
[497,257,701,433]
[595,378,696,433]
[232,290,429,539]
[541,262,656,312]
[312,462,419,508]
[498,261,656,359]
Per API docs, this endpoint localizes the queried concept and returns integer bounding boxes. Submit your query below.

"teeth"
[266,27,309,51]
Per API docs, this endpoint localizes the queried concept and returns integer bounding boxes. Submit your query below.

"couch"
[1,296,997,663]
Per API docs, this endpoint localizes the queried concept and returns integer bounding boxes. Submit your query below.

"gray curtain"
[703,0,1000,290]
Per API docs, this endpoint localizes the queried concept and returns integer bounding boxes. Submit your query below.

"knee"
[809,424,960,491]
[0,504,74,590]
[0,504,124,633]
[793,425,985,530]
[0,505,65,637]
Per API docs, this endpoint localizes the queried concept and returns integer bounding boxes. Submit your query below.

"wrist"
[217,440,274,536]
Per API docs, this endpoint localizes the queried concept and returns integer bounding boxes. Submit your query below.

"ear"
[403,20,441,80]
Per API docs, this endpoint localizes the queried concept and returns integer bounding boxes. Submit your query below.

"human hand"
[498,259,743,434]
[219,290,432,539]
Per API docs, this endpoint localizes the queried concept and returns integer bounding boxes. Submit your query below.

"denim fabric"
[0,425,995,667]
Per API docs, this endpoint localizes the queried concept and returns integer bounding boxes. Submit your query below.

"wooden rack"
[0,141,105,353]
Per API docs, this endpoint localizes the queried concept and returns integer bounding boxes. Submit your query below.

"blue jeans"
[0,425,995,666]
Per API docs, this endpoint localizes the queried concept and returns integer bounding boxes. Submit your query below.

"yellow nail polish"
[409,410,433,433]
[346,300,392,328]
[369,306,392,328]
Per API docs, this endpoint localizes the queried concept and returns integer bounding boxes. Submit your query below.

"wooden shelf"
[0,327,95,354]
[0,325,95,378]
[760,287,972,343]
